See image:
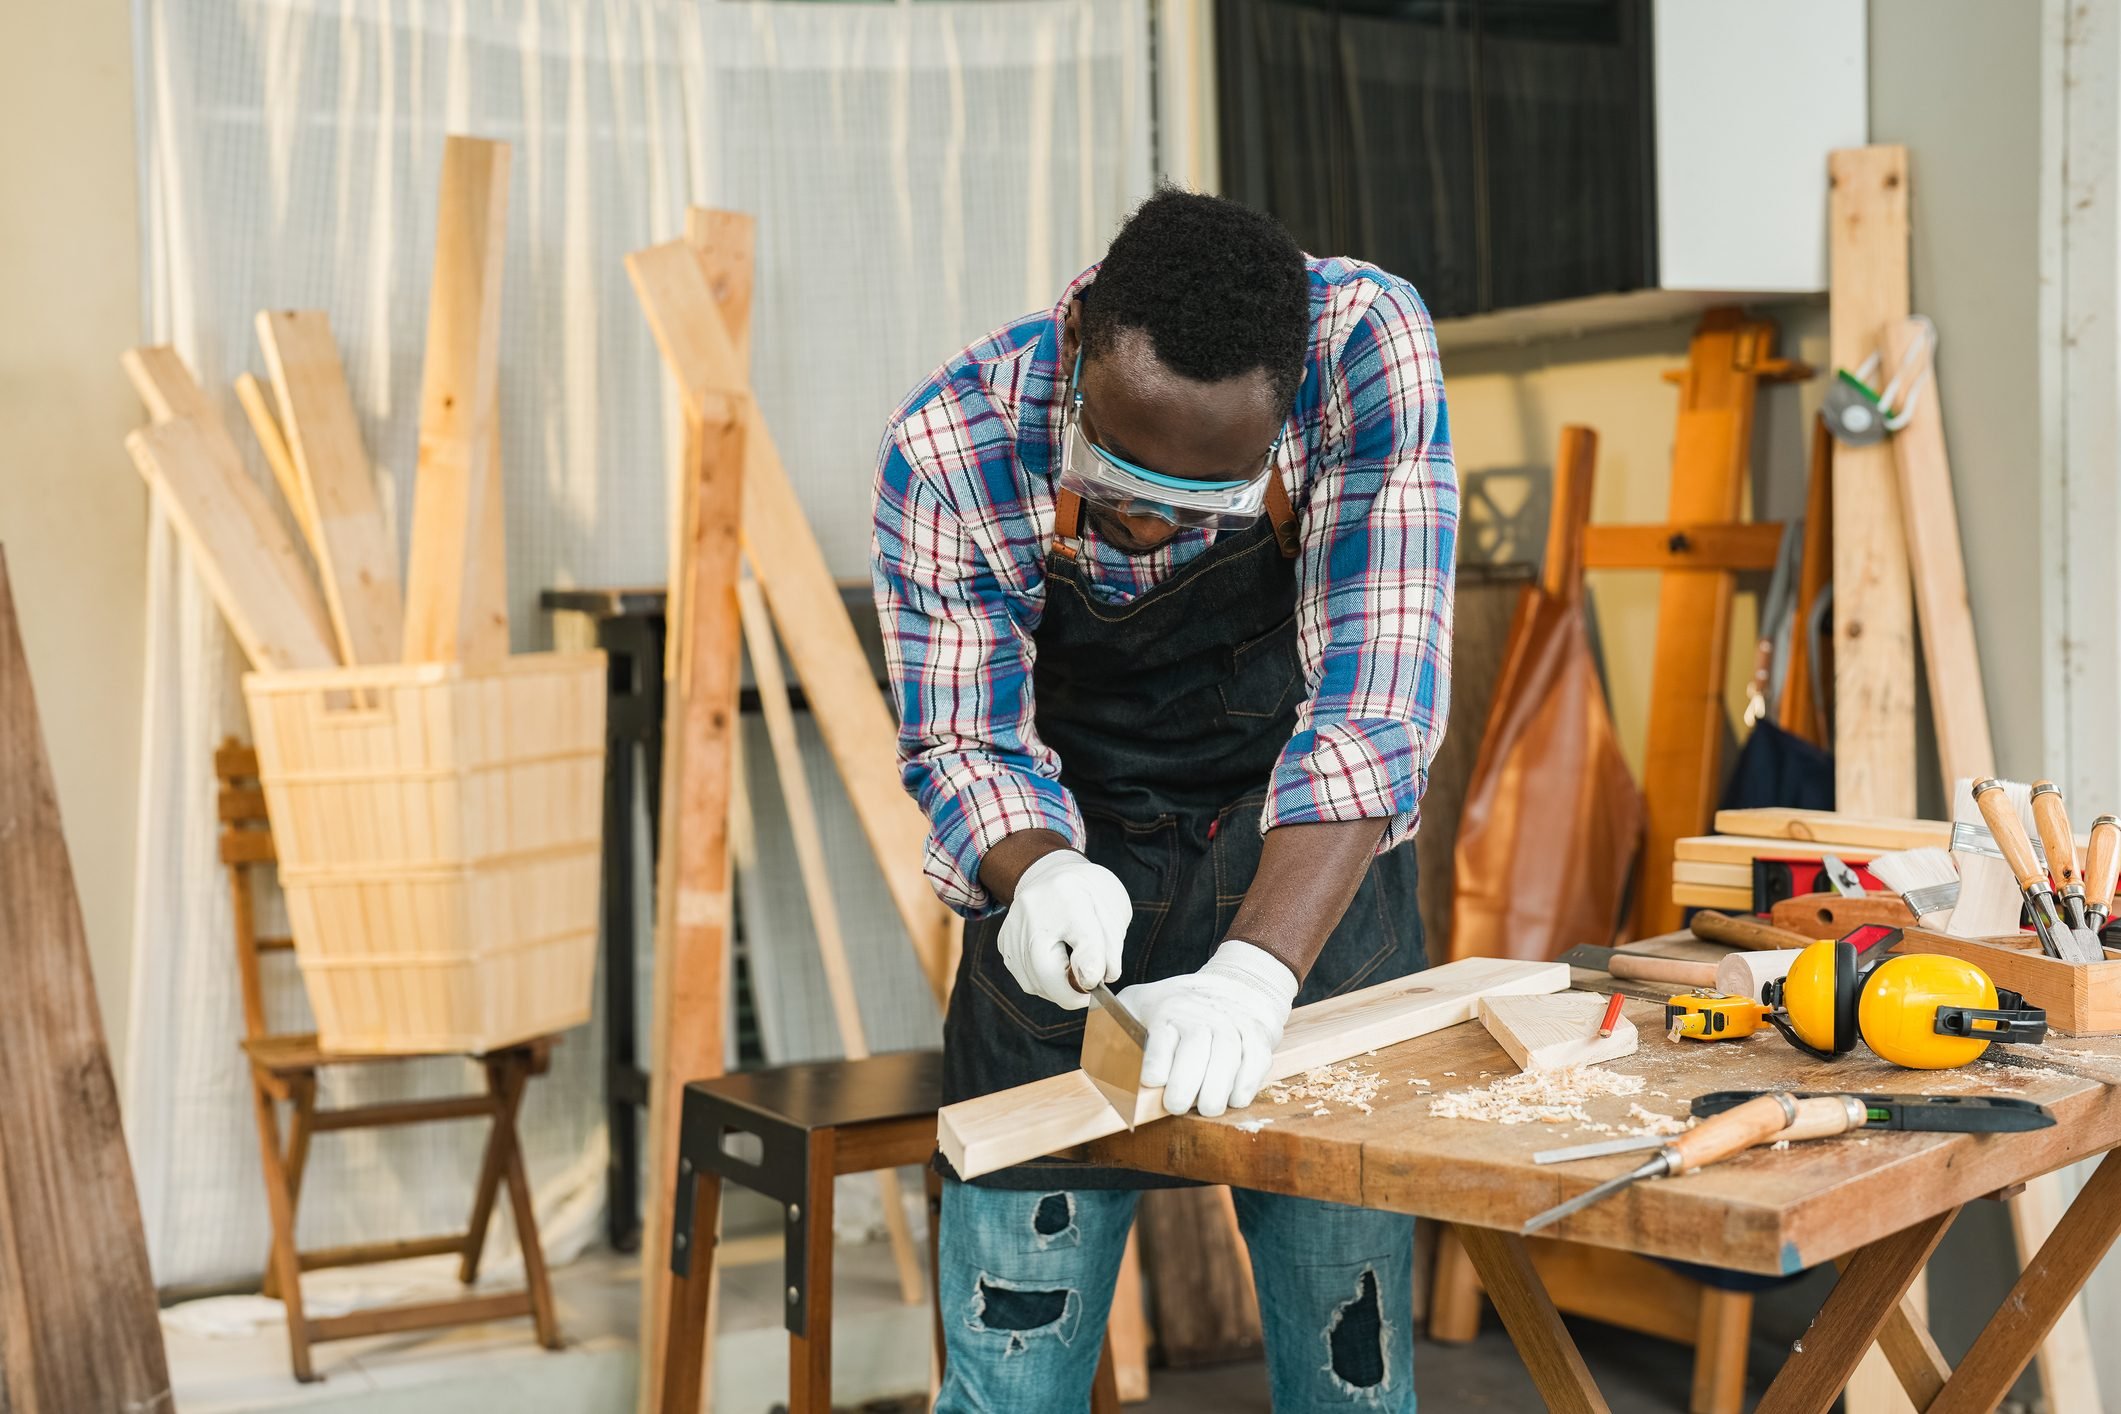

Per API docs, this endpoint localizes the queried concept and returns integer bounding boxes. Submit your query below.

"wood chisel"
[2031,781,2097,937]
[1557,944,1717,990]
[2088,814,2121,935]
[1977,778,2101,963]
[1074,978,1150,1129]
[1531,1090,2055,1165]
[1523,1093,1866,1233]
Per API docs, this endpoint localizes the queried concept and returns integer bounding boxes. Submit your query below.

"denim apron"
[940,485,1425,1189]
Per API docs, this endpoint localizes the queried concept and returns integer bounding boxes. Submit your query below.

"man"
[873,189,1456,1411]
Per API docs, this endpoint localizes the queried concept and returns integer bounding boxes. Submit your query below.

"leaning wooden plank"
[737,574,924,1306]
[232,370,320,555]
[255,309,403,664]
[1882,317,1995,790]
[1829,145,1916,816]
[939,958,1569,1179]
[122,344,224,427]
[1479,991,1637,1073]
[636,391,750,1410]
[404,135,513,666]
[0,548,174,1414]
[126,419,339,670]
[1711,808,1948,851]
[634,217,962,1005]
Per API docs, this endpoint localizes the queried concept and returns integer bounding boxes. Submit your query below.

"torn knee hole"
[1326,1267,1388,1392]
[968,1274,1082,1354]
[1031,1191,1077,1247]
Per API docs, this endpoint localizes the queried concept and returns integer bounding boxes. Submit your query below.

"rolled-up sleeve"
[1264,279,1457,850]
[872,427,1085,916]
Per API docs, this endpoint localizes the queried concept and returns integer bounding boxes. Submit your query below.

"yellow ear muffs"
[1762,939,1862,1060]
[1856,954,2050,1069]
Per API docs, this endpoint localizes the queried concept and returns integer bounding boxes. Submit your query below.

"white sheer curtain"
[128,0,1150,1289]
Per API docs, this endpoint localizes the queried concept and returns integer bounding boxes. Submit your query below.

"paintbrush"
[1866,847,1959,931]
[1947,777,2035,939]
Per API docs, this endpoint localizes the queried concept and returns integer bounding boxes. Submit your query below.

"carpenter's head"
[1060,189,1308,554]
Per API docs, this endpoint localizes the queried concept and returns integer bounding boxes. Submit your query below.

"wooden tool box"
[1897,927,2121,1035]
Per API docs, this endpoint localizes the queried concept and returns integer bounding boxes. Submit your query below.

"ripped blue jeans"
[935,1179,1416,1412]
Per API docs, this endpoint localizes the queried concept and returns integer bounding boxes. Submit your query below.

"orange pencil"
[1597,992,1626,1038]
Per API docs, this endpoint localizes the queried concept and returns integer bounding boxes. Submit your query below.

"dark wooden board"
[0,549,172,1413]
[1137,1187,1263,1367]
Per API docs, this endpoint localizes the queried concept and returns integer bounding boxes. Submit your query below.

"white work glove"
[1119,940,1298,1118]
[997,848,1131,1009]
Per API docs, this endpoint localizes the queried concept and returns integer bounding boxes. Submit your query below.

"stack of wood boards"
[1670,808,1950,910]
[121,133,513,675]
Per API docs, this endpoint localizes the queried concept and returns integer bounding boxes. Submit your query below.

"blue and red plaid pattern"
[873,259,1458,916]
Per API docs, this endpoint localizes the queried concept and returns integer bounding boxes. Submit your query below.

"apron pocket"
[1217,614,1302,720]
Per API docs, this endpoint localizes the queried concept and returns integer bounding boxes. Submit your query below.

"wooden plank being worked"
[255,309,403,664]
[404,134,513,666]
[1829,145,1916,817]
[1882,316,1995,789]
[1479,991,1637,1073]
[0,550,174,1413]
[634,216,963,1006]
[125,418,339,670]
[939,958,1569,1179]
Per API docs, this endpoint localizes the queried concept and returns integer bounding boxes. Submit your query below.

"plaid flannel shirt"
[872,259,1458,917]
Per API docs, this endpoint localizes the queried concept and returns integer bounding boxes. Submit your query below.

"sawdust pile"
[1268,1062,1385,1116]
[1624,1103,1690,1137]
[1427,1066,1647,1126]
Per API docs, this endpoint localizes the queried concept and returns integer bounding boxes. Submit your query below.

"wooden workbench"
[1080,936,2121,1412]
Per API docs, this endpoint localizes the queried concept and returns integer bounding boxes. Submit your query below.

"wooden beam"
[1829,145,1916,816]
[1455,1226,1612,1414]
[939,958,1569,1179]
[124,418,340,671]
[1633,311,1782,937]
[1882,316,1995,789]
[1710,808,1947,851]
[254,309,404,664]
[0,549,173,1413]
[1580,521,1784,573]
[638,392,749,1414]
[232,370,322,557]
[403,134,513,666]
[736,575,925,1307]
[1778,416,1833,744]
[638,215,962,1005]
[1478,991,1637,1073]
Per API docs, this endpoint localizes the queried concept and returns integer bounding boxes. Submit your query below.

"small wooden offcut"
[216,739,563,1382]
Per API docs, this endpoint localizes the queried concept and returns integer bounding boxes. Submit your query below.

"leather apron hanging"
[940,483,1426,1189]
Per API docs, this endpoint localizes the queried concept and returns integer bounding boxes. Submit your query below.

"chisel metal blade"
[1534,1135,1670,1165]
[1522,1156,1664,1235]
[1080,982,1149,1130]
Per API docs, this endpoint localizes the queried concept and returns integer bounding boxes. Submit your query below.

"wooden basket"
[1896,928,2121,1036]
[242,652,607,1054]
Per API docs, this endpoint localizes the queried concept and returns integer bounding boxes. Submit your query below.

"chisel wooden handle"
[2031,782,2083,891]
[2087,816,2121,916]
[1606,954,1719,988]
[1975,779,2048,894]
[1667,1094,1862,1175]
[1690,910,1815,952]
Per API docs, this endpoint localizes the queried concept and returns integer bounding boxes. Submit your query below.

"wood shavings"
[1622,1104,1690,1137]
[1265,1061,1384,1116]
[1770,1139,1791,1151]
[1427,1066,1648,1126]
[1409,1078,1431,1086]
[1235,1117,1275,1134]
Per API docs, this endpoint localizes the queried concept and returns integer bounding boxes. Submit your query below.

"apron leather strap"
[1050,475,1299,561]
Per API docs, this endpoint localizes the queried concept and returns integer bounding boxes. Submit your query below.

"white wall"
[0,0,146,1071]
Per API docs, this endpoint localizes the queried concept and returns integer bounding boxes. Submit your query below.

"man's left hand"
[1117,941,1298,1117]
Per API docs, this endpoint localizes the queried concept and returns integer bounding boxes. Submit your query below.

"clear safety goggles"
[1057,352,1284,531]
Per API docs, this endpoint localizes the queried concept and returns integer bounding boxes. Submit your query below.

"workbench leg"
[788,1131,836,1414]
[1754,1206,1959,1414]
[1427,1223,1484,1343]
[1873,1294,1949,1409]
[1689,1287,1752,1414]
[660,1166,720,1414]
[1929,1149,2121,1414]
[1453,1225,1610,1414]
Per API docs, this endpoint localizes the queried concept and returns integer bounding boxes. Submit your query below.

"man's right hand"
[996,848,1131,1009]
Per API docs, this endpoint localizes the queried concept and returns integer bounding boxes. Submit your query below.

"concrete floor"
[166,1237,1787,1414]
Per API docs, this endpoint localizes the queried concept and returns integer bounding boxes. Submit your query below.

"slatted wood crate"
[243,651,606,1053]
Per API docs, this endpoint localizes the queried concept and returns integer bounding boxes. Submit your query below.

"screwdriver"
[1521,1093,1866,1235]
